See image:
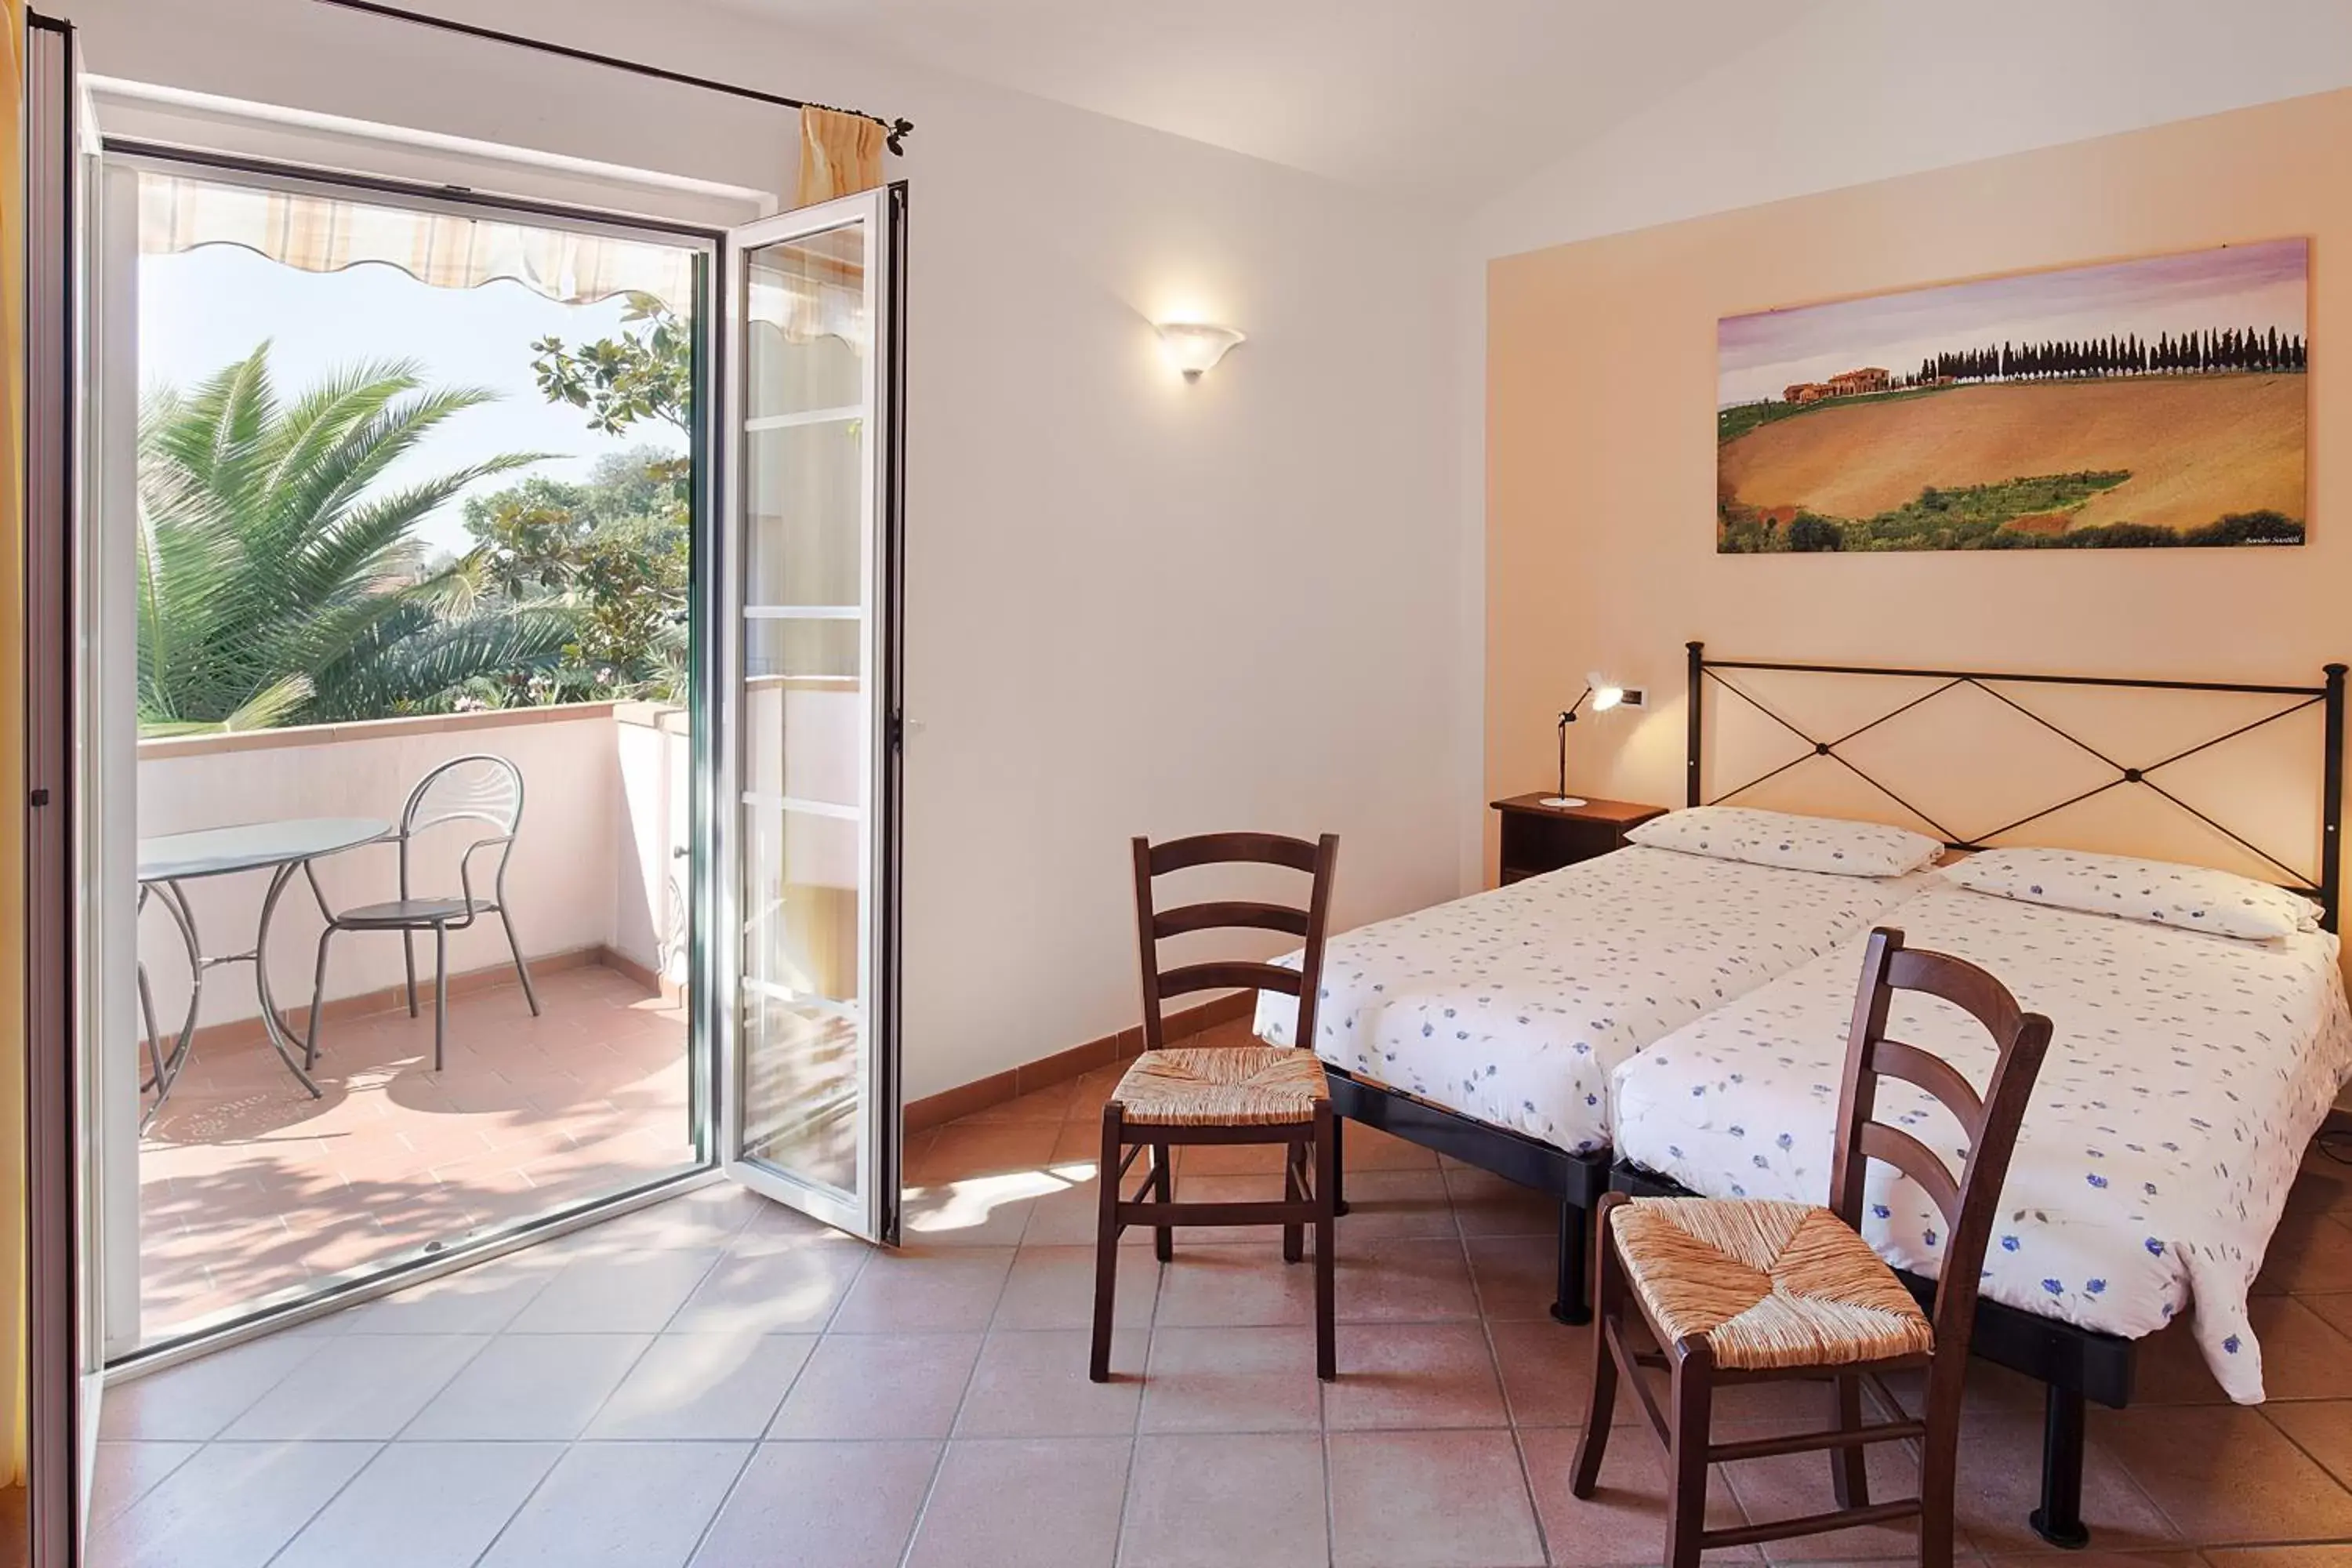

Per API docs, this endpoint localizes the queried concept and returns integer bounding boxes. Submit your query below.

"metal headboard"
[1684,641,2348,932]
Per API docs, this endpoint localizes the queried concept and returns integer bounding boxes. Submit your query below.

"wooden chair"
[1570,926,2053,1568]
[1090,831,1341,1382]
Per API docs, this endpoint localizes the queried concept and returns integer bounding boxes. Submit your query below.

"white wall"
[1470,0,2352,262]
[60,0,1466,1102]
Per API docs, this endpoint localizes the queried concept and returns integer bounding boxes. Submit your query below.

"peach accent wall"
[1486,87,2352,891]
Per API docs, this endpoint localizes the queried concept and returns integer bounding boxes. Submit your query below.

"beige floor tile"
[337,1256,557,1335]
[688,1440,940,1568]
[1120,1432,1329,1568]
[87,1443,200,1526]
[85,1440,380,1568]
[581,1332,815,1440]
[1330,1167,1459,1239]
[667,1230,869,1334]
[1327,1428,1547,1568]
[505,1247,722,1334]
[1519,1423,1758,1566]
[1341,1123,1445,1173]
[2204,1549,2352,1568]
[2255,1211,2352,1294]
[1153,1243,1319,1328]
[2095,1403,2352,1542]
[828,1245,1014,1333]
[1321,1321,1509,1430]
[220,1331,485,1439]
[1446,1166,1560,1237]
[899,1174,1041,1247]
[270,1441,563,1568]
[402,1333,649,1440]
[1467,1233,1565,1321]
[476,1440,749,1568]
[767,1332,982,1439]
[1138,1326,1327,1433]
[953,1328,1146,1437]
[98,1334,324,1441]
[993,1244,1158,1330]
[1336,1236,1482,1322]
[1491,1316,1617,1428]
[2264,1398,2352,1489]
[902,1436,1132,1568]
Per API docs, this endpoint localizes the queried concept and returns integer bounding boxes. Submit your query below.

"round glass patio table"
[136,816,390,1126]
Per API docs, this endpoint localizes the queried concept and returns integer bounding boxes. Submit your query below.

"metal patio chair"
[303,753,541,1072]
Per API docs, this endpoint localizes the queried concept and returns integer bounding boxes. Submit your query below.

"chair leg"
[402,929,419,1017]
[1831,1373,1871,1508]
[1664,1339,1717,1568]
[1090,1105,1123,1382]
[1152,1142,1174,1262]
[1570,1192,1626,1498]
[1314,1102,1337,1381]
[304,925,337,1071]
[499,902,542,1016]
[1282,1142,1305,1263]
[432,924,449,1073]
[1919,1410,1960,1568]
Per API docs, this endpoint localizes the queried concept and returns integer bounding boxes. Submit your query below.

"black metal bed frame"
[1323,641,2347,1550]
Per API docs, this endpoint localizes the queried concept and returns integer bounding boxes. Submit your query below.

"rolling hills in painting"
[1716,241,2307,552]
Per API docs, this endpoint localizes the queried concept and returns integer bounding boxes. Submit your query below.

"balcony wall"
[136,701,689,1031]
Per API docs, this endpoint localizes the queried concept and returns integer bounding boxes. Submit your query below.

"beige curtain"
[136,172,699,313]
[795,107,884,209]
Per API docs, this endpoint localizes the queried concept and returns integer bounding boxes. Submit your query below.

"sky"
[1717,238,2308,408]
[139,245,693,557]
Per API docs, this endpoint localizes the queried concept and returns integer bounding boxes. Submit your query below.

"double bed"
[1262,644,2352,1547]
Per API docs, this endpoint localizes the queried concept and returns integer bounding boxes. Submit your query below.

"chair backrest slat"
[1855,1122,1961,1223]
[1156,901,1312,940]
[1131,831,1338,1051]
[1867,1039,1984,1132]
[1829,927,2053,1415]
[1149,833,1322,876]
[1158,960,1302,999]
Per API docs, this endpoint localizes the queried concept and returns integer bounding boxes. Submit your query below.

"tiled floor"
[138,964,693,1340]
[92,1034,2352,1567]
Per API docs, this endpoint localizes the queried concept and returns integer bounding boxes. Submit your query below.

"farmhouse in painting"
[1780,366,1891,403]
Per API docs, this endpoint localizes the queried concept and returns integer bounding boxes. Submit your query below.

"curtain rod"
[310,0,913,154]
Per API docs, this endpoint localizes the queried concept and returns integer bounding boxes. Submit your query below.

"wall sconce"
[1156,321,1245,379]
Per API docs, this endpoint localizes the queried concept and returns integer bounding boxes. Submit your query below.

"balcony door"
[717,186,906,1243]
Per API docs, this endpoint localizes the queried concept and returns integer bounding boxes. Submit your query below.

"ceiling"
[705,0,1820,202]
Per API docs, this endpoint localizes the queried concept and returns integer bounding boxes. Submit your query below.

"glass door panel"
[721,187,903,1241]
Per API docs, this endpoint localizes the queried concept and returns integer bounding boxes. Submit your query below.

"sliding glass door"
[718,187,906,1243]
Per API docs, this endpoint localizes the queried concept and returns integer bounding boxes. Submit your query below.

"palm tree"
[136,344,579,732]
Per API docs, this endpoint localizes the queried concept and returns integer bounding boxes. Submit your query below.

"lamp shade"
[1156,321,1245,379]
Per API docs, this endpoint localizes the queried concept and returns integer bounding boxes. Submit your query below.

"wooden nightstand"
[1490,794,1668,884]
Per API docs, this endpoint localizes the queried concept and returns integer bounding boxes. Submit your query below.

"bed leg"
[1549,1196,1592,1326]
[2027,1383,2091,1549]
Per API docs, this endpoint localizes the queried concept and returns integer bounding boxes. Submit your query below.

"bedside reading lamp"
[1543,677,1629,809]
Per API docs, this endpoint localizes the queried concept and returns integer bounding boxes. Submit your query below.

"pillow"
[1940,847,2321,941]
[1624,806,1943,878]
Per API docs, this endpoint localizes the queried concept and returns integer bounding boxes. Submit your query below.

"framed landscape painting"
[1716,239,2307,552]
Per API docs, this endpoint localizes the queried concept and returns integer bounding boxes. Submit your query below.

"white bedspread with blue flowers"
[1253,845,1933,1156]
[1611,881,2352,1402]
